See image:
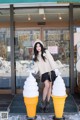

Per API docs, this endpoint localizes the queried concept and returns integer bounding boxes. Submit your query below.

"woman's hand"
[30,69,37,74]
[54,69,61,76]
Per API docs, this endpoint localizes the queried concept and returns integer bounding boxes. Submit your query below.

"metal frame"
[69,4,76,94]
[10,4,16,94]
[9,3,79,94]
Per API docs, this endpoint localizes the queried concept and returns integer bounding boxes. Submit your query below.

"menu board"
[43,30,61,41]
[16,29,40,47]
[43,29,70,64]
[48,46,58,54]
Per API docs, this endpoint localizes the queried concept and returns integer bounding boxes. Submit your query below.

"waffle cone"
[52,95,67,118]
[24,96,38,118]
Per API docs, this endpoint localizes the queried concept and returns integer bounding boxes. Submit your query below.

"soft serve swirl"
[23,72,39,97]
[52,75,66,96]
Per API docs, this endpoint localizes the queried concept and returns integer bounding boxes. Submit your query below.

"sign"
[0,111,8,120]
[74,33,80,46]
[48,46,58,54]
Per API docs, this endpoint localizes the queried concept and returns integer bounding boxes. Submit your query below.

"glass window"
[0,26,11,90]
[14,28,40,89]
[43,28,70,87]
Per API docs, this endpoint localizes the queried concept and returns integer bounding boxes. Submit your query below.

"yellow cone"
[24,96,38,118]
[52,95,67,118]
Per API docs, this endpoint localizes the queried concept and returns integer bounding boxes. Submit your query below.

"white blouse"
[33,50,57,75]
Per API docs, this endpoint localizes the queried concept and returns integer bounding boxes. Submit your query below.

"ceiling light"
[28,15,31,21]
[58,13,62,20]
[39,8,44,15]
[43,14,46,20]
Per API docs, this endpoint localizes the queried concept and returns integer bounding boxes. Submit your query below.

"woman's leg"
[43,82,52,111]
[42,80,50,101]
[40,80,50,111]
[47,82,52,102]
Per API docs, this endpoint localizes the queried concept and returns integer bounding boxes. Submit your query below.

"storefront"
[0,1,80,95]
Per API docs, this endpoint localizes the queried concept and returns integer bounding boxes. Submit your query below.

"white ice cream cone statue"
[24,96,38,118]
[52,75,67,118]
[23,72,39,118]
[52,95,67,118]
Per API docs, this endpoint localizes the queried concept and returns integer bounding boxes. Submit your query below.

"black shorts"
[41,71,56,83]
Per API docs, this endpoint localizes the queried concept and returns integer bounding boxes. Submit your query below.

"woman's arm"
[45,50,58,70]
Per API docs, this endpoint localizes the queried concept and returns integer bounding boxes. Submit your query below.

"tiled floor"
[0,94,14,111]
[8,113,80,120]
[9,94,78,113]
[0,93,80,120]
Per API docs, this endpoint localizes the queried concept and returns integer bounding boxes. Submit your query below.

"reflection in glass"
[43,29,70,87]
[15,29,40,89]
[0,28,11,89]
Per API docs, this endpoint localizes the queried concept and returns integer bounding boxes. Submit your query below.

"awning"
[0,0,57,4]
[0,0,79,4]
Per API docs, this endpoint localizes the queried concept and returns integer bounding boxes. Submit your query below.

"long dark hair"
[33,42,46,62]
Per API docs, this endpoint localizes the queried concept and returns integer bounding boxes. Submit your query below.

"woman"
[33,40,58,112]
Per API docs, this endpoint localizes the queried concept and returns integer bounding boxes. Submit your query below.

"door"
[14,28,40,93]
[43,28,70,89]
[14,6,70,93]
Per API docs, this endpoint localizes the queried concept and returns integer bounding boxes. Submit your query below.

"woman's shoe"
[45,101,50,112]
[40,100,46,112]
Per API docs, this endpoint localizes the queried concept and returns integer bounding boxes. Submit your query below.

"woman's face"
[36,43,41,52]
